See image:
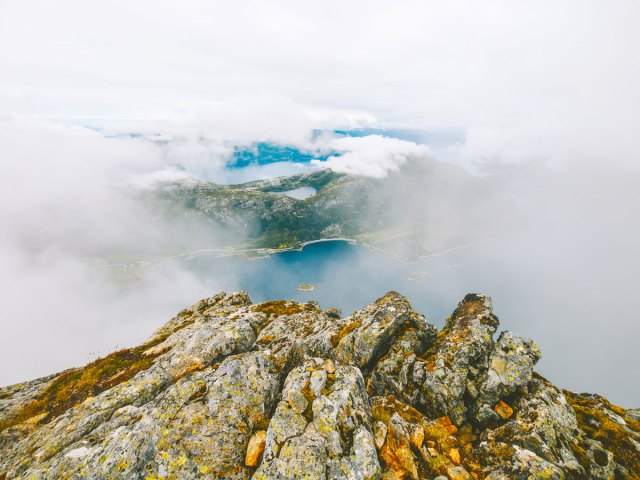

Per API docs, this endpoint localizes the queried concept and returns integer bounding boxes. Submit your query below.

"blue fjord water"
[118,140,636,405]
[167,238,638,406]
[175,239,513,327]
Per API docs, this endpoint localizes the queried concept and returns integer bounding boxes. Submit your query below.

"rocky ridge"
[0,292,638,479]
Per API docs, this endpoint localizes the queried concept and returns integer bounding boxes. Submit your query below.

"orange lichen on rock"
[410,424,424,449]
[379,435,418,479]
[495,400,514,420]
[245,430,267,467]
[448,448,461,464]
[435,416,458,435]
[1,292,635,480]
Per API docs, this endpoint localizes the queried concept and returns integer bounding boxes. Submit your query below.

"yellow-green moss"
[426,453,449,475]
[256,335,276,344]
[300,378,317,423]
[452,297,485,320]
[331,318,363,347]
[171,319,195,334]
[371,395,425,425]
[252,300,304,317]
[424,419,456,447]
[0,336,169,433]
[565,390,640,478]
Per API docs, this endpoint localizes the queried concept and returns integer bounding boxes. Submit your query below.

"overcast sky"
[1,0,639,404]
[1,0,638,168]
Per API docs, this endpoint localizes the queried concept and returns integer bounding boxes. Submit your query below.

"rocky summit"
[1,292,638,480]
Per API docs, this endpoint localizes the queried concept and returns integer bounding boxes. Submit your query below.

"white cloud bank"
[314,136,429,178]
[1,0,639,403]
[0,117,238,385]
[1,0,638,170]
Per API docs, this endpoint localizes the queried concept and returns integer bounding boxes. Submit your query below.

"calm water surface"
[166,239,638,406]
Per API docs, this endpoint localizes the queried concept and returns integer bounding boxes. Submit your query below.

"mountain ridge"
[145,160,519,261]
[1,292,638,479]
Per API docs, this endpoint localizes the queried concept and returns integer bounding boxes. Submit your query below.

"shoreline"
[93,235,506,270]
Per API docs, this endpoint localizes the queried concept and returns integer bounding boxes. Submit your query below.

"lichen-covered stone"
[255,358,380,479]
[333,291,431,371]
[412,294,500,425]
[480,375,588,477]
[355,294,497,432]
[0,291,637,479]
[367,322,436,401]
[369,395,481,479]
[474,331,541,425]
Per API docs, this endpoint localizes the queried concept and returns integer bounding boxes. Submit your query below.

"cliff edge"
[1,292,638,479]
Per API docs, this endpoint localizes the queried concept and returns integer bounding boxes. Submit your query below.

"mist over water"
[88,235,638,407]
[1,121,638,409]
[1,1,639,414]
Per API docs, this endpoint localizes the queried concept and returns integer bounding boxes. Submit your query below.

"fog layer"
[1,1,639,405]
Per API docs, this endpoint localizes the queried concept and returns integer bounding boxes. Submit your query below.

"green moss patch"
[252,300,304,317]
[331,318,363,347]
[565,390,640,477]
[371,395,425,425]
[0,335,170,433]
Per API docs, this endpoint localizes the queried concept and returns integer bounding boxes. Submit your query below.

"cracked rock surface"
[1,292,638,479]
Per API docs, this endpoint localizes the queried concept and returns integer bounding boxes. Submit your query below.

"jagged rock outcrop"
[0,292,638,479]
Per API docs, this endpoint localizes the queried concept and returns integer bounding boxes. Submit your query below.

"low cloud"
[0,117,239,385]
[314,135,429,178]
[1,0,639,404]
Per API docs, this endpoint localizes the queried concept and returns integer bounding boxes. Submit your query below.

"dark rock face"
[0,292,638,479]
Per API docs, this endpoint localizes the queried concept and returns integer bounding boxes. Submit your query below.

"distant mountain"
[2,292,637,478]
[147,159,519,260]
